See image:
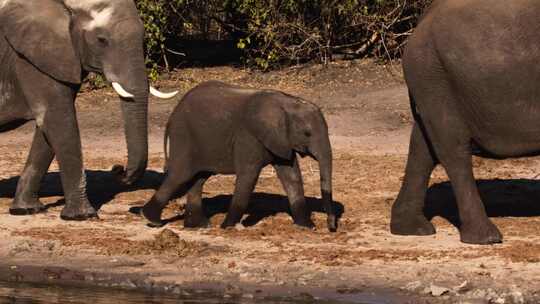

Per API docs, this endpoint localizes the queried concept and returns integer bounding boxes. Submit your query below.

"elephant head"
[246,96,337,232]
[0,0,178,184]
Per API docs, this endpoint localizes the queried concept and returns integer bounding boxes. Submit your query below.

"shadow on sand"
[0,169,164,211]
[199,193,345,227]
[129,192,345,228]
[0,170,344,228]
[425,178,540,228]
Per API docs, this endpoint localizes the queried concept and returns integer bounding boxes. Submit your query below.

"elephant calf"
[142,81,337,232]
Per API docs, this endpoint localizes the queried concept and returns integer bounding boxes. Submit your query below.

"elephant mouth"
[84,62,103,74]
[296,149,311,158]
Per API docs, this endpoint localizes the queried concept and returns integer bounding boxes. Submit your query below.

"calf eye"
[97,37,109,47]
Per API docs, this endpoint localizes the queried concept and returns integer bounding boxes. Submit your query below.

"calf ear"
[245,97,293,160]
[1,0,81,84]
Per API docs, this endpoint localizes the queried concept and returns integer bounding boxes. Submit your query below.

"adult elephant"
[390,0,540,244]
[0,0,177,220]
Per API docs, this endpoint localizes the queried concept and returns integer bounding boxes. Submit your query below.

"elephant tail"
[163,121,171,173]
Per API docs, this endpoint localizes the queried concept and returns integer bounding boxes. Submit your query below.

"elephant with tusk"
[0,0,178,220]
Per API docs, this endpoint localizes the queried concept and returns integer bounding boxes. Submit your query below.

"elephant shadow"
[140,193,346,227]
[425,179,540,228]
[0,171,344,228]
[195,193,345,227]
[0,170,164,211]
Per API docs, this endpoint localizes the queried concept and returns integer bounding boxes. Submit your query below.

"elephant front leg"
[273,157,315,229]
[40,105,96,220]
[221,167,261,229]
[10,127,54,215]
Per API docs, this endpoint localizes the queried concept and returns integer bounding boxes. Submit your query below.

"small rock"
[469,289,487,299]
[509,290,525,304]
[430,284,450,297]
[154,229,180,247]
[454,281,472,293]
[493,297,505,304]
[485,288,499,301]
[120,279,137,289]
[404,281,423,292]
[45,242,55,251]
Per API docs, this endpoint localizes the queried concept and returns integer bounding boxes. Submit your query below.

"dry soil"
[0,60,538,303]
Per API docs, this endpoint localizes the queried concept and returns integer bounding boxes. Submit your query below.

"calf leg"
[142,171,194,227]
[184,176,210,228]
[221,167,262,228]
[10,128,54,215]
[274,157,314,228]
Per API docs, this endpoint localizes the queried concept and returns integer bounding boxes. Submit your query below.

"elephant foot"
[9,199,46,216]
[390,214,436,236]
[220,218,240,229]
[460,220,503,245]
[60,201,97,221]
[293,217,316,230]
[327,215,338,233]
[184,215,210,229]
[141,201,164,228]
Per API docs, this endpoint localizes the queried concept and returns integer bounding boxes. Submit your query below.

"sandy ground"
[0,60,539,303]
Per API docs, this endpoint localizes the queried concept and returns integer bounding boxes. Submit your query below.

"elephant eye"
[97,36,109,47]
[304,130,312,137]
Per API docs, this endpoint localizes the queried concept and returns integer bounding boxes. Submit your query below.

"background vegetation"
[134,0,432,76]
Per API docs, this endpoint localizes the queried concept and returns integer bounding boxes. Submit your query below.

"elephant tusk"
[150,86,179,99]
[112,82,135,99]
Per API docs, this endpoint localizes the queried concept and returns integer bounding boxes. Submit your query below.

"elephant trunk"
[108,52,149,186]
[312,134,337,232]
[119,92,148,185]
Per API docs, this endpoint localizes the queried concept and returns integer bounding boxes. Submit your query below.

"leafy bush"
[227,0,432,69]
[135,0,432,72]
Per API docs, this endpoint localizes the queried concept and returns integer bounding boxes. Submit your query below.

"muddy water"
[0,281,402,304]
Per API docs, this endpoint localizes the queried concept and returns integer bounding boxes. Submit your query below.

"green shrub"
[227,0,432,69]
[134,0,432,72]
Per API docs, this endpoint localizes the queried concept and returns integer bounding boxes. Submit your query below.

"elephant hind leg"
[391,122,437,236]
[10,127,53,215]
[408,86,501,244]
[142,165,199,227]
[437,142,502,244]
[184,174,211,228]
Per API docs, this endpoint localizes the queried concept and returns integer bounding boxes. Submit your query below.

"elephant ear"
[0,0,81,84]
[245,95,293,160]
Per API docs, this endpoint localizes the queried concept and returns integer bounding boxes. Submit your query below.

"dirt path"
[0,60,539,303]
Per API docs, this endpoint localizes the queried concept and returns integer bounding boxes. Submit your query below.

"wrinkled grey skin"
[142,81,337,232]
[0,0,149,220]
[390,0,540,244]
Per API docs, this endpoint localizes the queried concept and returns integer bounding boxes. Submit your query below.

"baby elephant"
[142,81,337,232]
